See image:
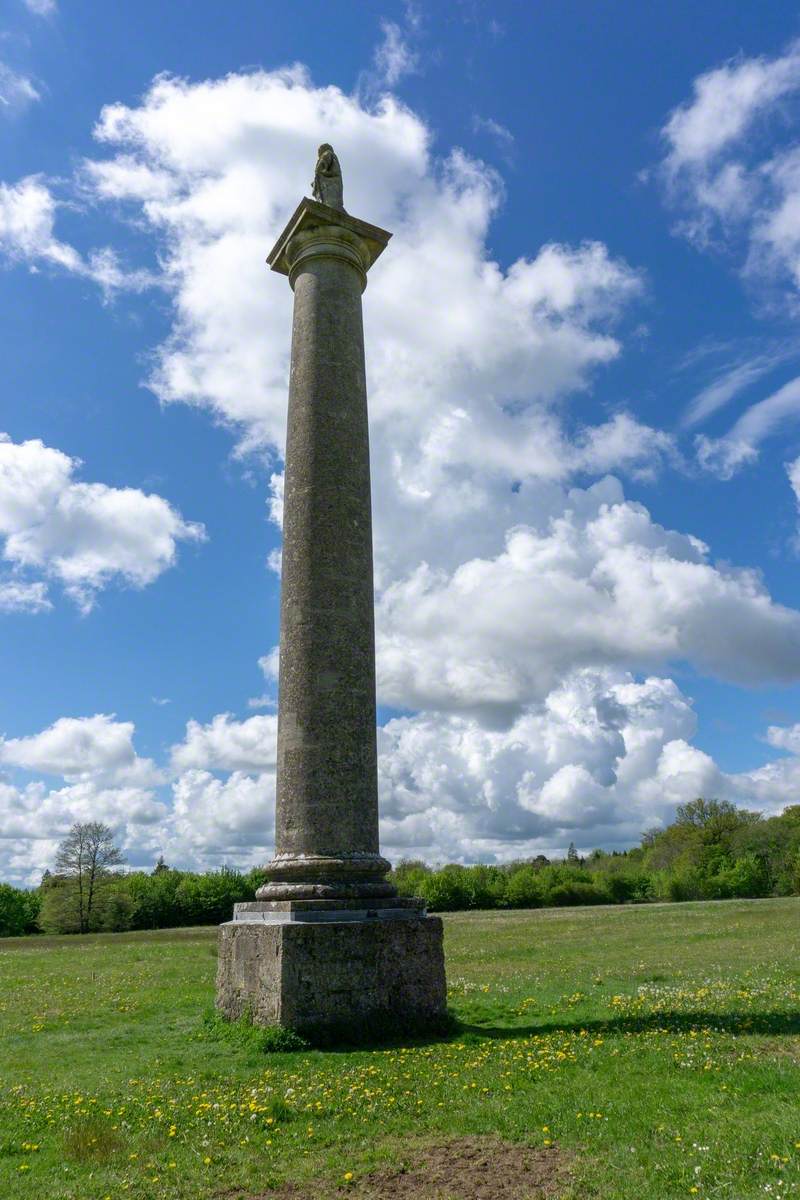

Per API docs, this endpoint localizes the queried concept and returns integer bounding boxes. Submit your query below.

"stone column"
[215,193,446,1042]
[258,202,393,901]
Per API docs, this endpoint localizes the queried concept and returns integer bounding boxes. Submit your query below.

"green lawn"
[0,898,798,1198]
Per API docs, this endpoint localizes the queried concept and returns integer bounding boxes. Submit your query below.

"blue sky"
[2,0,800,882]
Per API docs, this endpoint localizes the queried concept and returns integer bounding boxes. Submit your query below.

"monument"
[215,146,447,1040]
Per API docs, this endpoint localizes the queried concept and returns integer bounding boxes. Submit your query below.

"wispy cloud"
[657,38,800,302]
[0,578,51,614]
[0,63,40,115]
[23,0,57,15]
[787,455,800,550]
[682,349,792,428]
[373,20,419,88]
[472,114,515,161]
[0,174,157,298]
[696,374,800,477]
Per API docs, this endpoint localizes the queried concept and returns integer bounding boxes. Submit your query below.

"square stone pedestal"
[216,899,447,1042]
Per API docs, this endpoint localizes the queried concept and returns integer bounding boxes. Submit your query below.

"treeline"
[0,861,268,937]
[394,800,800,911]
[1,800,799,937]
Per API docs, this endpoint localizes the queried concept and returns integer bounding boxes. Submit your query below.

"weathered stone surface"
[312,144,344,210]
[259,197,393,902]
[216,916,447,1038]
[234,898,425,922]
[215,169,447,1039]
[267,198,390,277]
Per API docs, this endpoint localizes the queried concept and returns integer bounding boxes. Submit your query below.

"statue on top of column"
[312,143,344,210]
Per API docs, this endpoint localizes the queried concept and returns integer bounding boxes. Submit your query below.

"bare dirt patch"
[750,1035,800,1064]
[238,1136,569,1199]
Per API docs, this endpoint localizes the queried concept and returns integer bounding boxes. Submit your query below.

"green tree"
[675,798,737,828]
[419,866,472,912]
[39,874,83,934]
[390,859,430,898]
[97,884,136,932]
[0,883,40,937]
[506,866,544,908]
[52,822,126,934]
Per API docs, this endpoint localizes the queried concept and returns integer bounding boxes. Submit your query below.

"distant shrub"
[98,886,135,932]
[706,855,770,900]
[391,859,431,898]
[662,866,704,903]
[464,865,508,909]
[0,883,40,937]
[174,868,254,927]
[604,872,655,903]
[419,866,472,912]
[505,867,544,908]
[546,880,610,907]
[126,869,184,930]
[417,864,509,911]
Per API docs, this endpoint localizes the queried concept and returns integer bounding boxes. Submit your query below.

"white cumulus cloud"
[171,713,277,773]
[377,476,800,720]
[766,721,800,754]
[2,678,800,882]
[0,714,162,786]
[169,769,275,861]
[376,668,799,864]
[0,434,205,611]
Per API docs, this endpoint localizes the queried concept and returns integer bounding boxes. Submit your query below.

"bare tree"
[54,822,125,934]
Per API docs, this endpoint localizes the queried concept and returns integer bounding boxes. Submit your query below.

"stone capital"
[267,197,391,291]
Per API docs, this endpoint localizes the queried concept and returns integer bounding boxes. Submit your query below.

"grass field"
[0,898,798,1199]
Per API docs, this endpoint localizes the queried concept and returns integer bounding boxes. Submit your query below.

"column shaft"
[260,228,393,899]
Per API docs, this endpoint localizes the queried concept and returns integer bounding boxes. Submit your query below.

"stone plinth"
[216,905,447,1041]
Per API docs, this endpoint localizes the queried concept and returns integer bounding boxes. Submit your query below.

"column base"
[256,852,396,900]
[215,903,447,1043]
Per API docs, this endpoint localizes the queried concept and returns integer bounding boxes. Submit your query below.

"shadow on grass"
[457,1010,800,1040]
[308,1003,800,1050]
[208,1008,800,1055]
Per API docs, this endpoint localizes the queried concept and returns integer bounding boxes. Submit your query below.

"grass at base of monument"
[0,900,798,1200]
